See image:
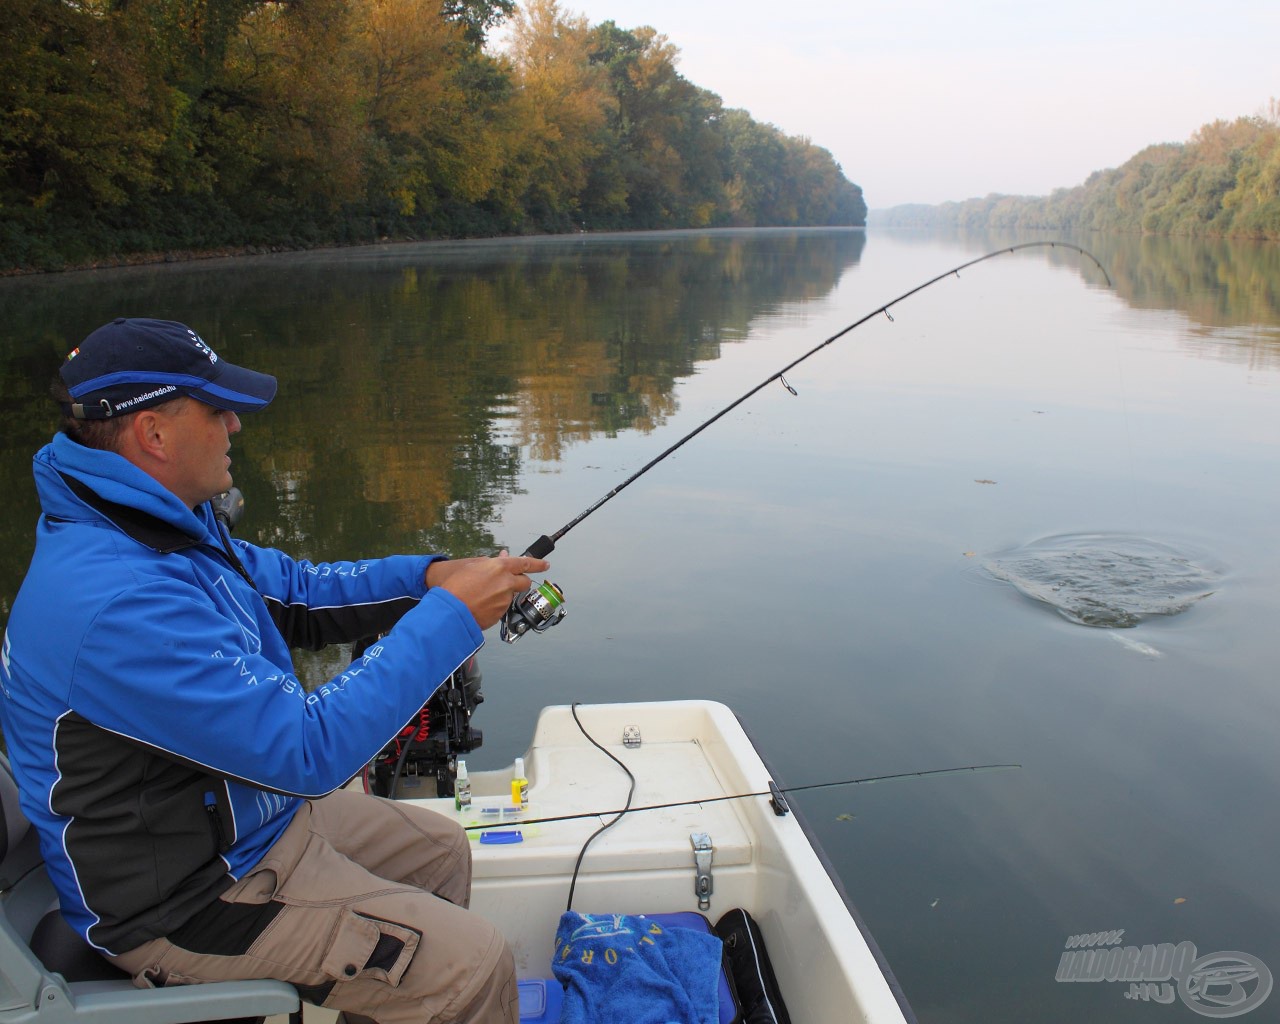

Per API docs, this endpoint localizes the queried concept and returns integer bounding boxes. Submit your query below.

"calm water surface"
[1,228,1278,1023]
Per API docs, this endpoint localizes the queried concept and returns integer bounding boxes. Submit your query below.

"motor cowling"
[359,647,484,799]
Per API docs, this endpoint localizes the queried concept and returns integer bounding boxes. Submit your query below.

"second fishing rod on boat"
[499,240,1111,642]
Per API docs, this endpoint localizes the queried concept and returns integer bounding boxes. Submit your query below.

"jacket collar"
[34,433,219,552]
[57,472,199,554]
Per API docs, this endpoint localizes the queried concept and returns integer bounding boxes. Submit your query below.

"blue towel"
[553,912,724,1024]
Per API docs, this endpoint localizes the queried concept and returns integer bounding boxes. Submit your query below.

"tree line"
[0,0,866,272]
[878,104,1280,240]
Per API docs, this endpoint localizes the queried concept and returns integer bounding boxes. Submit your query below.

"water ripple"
[984,533,1222,628]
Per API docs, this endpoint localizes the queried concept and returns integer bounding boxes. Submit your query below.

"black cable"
[388,734,413,800]
[564,702,636,912]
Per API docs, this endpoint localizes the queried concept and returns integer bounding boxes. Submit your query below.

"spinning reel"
[500,579,566,643]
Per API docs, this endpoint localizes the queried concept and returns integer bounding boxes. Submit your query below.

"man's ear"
[127,408,171,463]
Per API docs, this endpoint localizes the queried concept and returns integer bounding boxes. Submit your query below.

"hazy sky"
[541,0,1278,209]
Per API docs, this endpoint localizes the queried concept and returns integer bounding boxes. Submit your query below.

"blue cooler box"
[518,978,564,1023]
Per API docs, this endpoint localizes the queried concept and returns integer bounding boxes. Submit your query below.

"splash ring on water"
[983,533,1222,628]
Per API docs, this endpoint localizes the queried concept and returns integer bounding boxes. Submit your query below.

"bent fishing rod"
[500,241,1110,641]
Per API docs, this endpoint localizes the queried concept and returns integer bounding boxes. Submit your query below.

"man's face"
[155,398,242,509]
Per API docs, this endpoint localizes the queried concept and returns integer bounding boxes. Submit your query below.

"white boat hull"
[381,700,914,1023]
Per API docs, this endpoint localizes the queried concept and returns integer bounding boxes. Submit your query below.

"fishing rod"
[500,241,1111,641]
[462,709,1021,911]
[461,762,1022,832]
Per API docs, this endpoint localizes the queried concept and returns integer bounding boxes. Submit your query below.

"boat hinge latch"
[690,832,714,911]
[622,725,641,749]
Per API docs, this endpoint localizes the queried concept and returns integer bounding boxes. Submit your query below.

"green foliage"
[442,0,516,48]
[0,0,866,272]
[878,110,1280,240]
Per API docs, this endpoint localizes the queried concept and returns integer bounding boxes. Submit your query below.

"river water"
[1,228,1277,1023]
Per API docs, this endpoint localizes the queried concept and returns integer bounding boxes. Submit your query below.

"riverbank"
[0,230,447,277]
[0,244,292,278]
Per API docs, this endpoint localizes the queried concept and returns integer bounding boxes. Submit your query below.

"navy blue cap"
[60,318,277,420]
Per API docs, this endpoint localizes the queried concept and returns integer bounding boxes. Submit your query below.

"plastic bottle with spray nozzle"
[511,757,529,809]
[454,759,471,810]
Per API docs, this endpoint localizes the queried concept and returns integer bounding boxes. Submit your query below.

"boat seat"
[27,907,133,984]
[0,752,300,1024]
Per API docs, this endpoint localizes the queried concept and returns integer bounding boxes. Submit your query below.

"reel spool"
[500,580,566,643]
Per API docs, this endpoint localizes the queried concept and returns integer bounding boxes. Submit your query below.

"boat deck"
[399,701,763,974]
[302,700,916,1022]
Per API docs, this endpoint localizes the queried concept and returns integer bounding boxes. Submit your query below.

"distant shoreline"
[1,225,870,278]
[1,241,353,279]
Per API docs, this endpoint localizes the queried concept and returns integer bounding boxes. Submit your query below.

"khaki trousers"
[109,789,518,1024]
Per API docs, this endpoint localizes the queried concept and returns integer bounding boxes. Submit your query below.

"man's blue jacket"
[0,433,483,955]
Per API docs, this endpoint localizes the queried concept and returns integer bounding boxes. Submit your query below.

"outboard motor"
[359,646,484,799]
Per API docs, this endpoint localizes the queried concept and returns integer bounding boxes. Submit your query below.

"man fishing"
[0,317,547,1023]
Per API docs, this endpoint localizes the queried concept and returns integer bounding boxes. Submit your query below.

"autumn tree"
[0,0,165,211]
[878,104,1280,240]
[353,0,474,217]
[503,0,614,229]
[0,0,867,269]
[583,21,725,229]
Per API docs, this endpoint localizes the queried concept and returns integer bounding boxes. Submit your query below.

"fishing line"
[516,241,1111,563]
[374,244,1108,794]
[487,243,1086,899]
